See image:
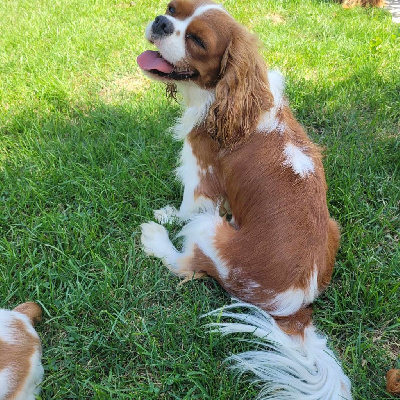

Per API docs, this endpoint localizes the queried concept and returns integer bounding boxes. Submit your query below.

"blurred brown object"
[338,0,385,7]
[387,369,400,396]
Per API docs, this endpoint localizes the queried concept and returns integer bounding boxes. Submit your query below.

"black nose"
[152,15,174,37]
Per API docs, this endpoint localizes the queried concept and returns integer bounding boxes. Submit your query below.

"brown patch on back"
[218,131,330,291]
[180,113,339,324]
[0,317,41,399]
[318,218,340,291]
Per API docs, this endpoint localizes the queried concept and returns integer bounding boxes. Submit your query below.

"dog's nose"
[152,15,174,37]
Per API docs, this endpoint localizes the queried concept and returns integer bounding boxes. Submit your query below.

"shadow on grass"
[1,93,185,215]
[289,65,400,138]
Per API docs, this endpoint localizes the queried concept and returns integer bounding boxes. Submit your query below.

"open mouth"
[137,50,198,81]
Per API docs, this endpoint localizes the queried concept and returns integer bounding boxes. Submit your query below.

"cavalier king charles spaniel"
[138,1,352,398]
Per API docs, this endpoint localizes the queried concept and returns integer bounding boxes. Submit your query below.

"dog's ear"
[207,27,273,149]
[13,302,42,326]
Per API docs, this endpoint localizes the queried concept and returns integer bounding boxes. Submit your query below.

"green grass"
[0,0,399,398]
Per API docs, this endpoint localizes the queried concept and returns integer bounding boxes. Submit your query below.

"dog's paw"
[140,221,172,258]
[154,205,178,225]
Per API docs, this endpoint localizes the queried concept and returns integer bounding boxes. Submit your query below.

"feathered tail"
[205,301,352,400]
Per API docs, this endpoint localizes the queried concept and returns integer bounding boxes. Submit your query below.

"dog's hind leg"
[140,221,206,280]
[140,211,235,283]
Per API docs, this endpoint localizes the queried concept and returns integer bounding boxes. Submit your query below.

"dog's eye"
[168,6,175,14]
[186,33,205,49]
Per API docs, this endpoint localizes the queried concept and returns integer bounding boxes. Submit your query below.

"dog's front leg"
[154,138,216,224]
[153,182,215,224]
[178,183,215,220]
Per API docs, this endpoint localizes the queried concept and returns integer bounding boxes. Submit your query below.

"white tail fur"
[205,301,352,400]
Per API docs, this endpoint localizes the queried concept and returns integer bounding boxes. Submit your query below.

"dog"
[0,302,43,400]
[138,1,352,398]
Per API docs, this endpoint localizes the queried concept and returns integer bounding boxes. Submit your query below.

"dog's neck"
[177,82,215,109]
[173,82,215,140]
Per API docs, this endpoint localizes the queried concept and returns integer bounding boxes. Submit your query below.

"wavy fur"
[206,26,273,149]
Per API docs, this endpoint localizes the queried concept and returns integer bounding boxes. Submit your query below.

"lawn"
[0,0,399,398]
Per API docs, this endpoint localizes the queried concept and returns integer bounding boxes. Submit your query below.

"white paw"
[153,205,178,224]
[140,221,173,259]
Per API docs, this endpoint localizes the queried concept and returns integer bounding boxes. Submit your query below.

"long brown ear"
[13,302,42,326]
[207,27,273,149]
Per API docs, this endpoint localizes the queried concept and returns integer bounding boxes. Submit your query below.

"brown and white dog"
[0,302,43,400]
[138,1,352,398]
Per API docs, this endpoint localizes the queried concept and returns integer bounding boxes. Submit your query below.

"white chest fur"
[174,84,216,219]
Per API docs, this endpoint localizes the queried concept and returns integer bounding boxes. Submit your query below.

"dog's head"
[137,0,273,148]
[137,0,231,88]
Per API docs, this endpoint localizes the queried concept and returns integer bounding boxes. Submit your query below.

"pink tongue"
[137,50,174,73]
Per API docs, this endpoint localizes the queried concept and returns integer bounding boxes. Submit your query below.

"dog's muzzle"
[152,15,174,38]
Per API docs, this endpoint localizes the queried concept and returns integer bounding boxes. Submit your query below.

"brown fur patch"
[166,0,215,19]
[13,302,42,326]
[275,306,313,336]
[185,12,234,88]
[386,369,400,395]
[187,124,225,204]
[177,112,339,329]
